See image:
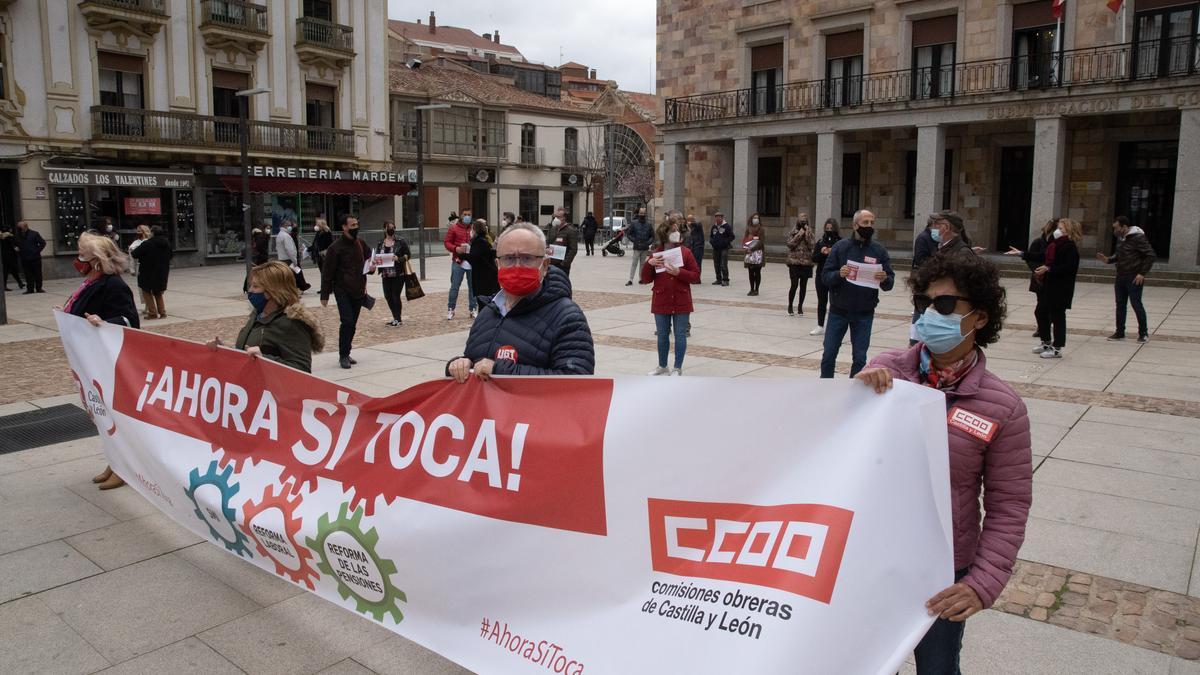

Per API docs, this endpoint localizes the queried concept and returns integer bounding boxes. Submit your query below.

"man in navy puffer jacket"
[447,224,595,380]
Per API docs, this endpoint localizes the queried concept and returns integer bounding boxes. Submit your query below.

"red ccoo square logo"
[647,499,854,604]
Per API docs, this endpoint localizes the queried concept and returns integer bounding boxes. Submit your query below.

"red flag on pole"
[1107,0,1124,13]
[1052,0,1066,19]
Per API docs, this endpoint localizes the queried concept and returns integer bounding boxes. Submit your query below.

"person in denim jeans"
[818,210,894,378]
[444,211,476,320]
[641,216,699,375]
[1098,216,1155,343]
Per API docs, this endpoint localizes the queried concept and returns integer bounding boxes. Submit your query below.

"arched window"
[520,123,536,164]
[564,127,578,166]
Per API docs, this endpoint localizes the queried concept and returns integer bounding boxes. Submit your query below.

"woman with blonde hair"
[66,232,139,491]
[208,260,324,373]
[130,225,173,319]
[1033,218,1082,358]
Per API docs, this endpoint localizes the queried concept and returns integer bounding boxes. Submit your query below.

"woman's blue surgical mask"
[915,307,976,354]
[247,291,269,314]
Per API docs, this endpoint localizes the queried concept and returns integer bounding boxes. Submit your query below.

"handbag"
[403,257,425,301]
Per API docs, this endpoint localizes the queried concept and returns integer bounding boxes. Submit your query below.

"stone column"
[661,142,688,217]
[1170,108,1200,269]
[914,125,946,239]
[732,137,758,229]
[815,132,843,228]
[1029,117,1067,243]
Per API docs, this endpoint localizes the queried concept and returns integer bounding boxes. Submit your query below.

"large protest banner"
[57,311,954,674]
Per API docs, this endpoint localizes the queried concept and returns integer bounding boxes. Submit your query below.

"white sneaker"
[648,366,669,376]
[671,368,683,376]
[1040,347,1063,359]
[470,309,478,319]
[446,309,455,321]
[1032,343,1050,354]
[809,326,824,336]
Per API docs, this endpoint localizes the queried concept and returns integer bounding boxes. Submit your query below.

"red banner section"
[111,330,612,535]
[647,499,854,603]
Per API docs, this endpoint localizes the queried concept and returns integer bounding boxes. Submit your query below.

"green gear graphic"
[306,503,406,623]
[184,461,253,558]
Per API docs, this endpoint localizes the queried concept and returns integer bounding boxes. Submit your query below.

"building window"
[212,69,249,145]
[521,123,537,163]
[904,150,917,218]
[841,152,861,218]
[54,184,195,252]
[756,157,782,217]
[429,106,478,156]
[750,43,783,115]
[912,15,957,100]
[562,191,574,224]
[97,52,145,137]
[303,0,332,21]
[519,188,538,223]
[391,99,419,154]
[205,189,244,256]
[825,30,863,108]
[1012,1,1061,90]
[564,127,578,166]
[0,37,6,101]
[1133,4,1197,79]
[306,83,336,152]
[482,110,504,158]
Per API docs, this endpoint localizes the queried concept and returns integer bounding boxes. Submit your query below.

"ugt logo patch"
[495,345,518,362]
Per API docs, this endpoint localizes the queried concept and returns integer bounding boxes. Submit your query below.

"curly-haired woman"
[855,251,1033,674]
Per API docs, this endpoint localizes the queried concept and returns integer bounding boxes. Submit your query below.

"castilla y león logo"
[647,499,853,604]
[71,370,116,436]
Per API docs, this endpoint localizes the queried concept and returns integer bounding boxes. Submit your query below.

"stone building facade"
[658,0,1200,270]
[0,0,393,277]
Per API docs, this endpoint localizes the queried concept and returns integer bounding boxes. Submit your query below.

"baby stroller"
[602,228,626,257]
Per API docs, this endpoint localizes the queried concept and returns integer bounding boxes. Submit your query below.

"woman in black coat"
[809,218,842,335]
[465,219,500,298]
[66,233,139,491]
[1005,218,1056,336]
[1033,218,1081,359]
[130,226,173,319]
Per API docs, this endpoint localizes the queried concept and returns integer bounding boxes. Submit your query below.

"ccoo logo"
[647,499,853,604]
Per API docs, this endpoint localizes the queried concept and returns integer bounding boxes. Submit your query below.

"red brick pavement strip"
[0,290,644,406]
[592,334,1200,419]
[998,560,1200,660]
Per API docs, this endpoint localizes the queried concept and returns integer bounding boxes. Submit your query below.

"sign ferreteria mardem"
[250,165,417,184]
[46,167,194,189]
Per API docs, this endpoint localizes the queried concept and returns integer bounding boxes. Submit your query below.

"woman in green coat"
[208,261,324,372]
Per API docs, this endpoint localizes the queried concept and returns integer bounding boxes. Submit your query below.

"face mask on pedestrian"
[73,257,93,276]
[668,231,682,244]
[462,216,473,225]
[916,308,977,354]
[385,226,395,237]
[857,225,875,241]
[497,266,541,296]
[1053,228,1064,239]
[346,224,358,238]
[247,291,269,314]
[930,227,942,244]
[551,217,562,227]
[751,218,760,226]
[105,225,113,233]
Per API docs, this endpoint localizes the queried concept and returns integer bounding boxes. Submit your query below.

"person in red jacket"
[443,210,477,321]
[855,251,1032,675]
[641,215,700,375]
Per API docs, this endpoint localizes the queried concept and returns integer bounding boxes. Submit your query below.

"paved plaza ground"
[0,250,1197,674]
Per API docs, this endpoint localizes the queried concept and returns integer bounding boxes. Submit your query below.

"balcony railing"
[90,106,355,158]
[83,0,166,14]
[296,16,354,53]
[200,0,268,34]
[666,38,1197,124]
[519,146,544,166]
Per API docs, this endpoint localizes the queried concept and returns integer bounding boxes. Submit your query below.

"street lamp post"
[414,103,450,281]
[236,86,271,277]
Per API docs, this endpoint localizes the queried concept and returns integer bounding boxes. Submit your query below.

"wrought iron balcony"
[665,38,1197,124]
[295,17,354,67]
[519,146,545,166]
[78,0,168,36]
[89,106,355,158]
[199,0,269,54]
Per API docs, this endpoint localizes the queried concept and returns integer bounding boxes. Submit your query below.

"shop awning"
[218,176,412,196]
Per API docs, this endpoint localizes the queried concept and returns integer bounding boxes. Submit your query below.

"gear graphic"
[238,482,319,589]
[306,503,406,623]
[184,461,253,558]
[212,444,260,474]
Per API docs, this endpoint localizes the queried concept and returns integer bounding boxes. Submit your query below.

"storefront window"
[175,190,195,249]
[53,184,195,252]
[54,188,88,252]
[205,189,243,256]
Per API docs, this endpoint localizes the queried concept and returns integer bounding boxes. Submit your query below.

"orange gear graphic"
[213,446,259,474]
[238,482,319,589]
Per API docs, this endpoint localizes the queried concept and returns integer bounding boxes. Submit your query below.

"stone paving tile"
[0,540,101,604]
[354,635,469,675]
[95,637,243,675]
[317,659,379,675]
[996,560,1200,661]
[64,510,203,571]
[0,485,117,555]
[0,595,110,674]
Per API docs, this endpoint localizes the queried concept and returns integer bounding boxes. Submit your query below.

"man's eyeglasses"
[914,294,971,315]
[497,253,545,268]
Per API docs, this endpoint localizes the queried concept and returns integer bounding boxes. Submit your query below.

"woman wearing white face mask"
[642,216,700,375]
[742,212,766,296]
[856,252,1032,675]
